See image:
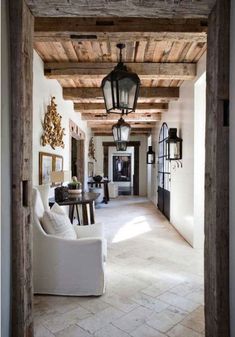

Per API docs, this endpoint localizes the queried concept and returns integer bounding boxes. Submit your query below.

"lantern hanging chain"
[116,43,125,64]
[119,46,122,63]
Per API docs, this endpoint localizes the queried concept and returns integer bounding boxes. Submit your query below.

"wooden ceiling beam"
[82,113,161,122]
[64,87,179,102]
[92,128,151,132]
[74,102,168,113]
[45,62,196,80]
[34,17,207,42]
[93,131,151,136]
[89,122,155,129]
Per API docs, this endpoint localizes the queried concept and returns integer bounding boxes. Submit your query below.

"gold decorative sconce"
[41,97,65,149]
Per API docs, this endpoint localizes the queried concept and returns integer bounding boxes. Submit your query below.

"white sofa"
[32,188,107,296]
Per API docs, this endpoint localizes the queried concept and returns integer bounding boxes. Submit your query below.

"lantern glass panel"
[146,146,155,164]
[103,79,112,111]
[147,153,154,164]
[112,126,118,142]
[118,77,137,110]
[169,142,180,159]
[116,142,127,151]
[120,124,130,142]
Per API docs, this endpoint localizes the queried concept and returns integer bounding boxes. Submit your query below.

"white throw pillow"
[51,202,66,215]
[41,208,77,240]
[37,184,50,211]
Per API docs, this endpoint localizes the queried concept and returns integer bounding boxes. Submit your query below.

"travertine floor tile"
[102,292,139,313]
[112,305,155,333]
[146,306,188,333]
[131,293,169,313]
[54,324,92,337]
[77,297,110,314]
[94,323,130,337]
[157,292,200,313]
[167,324,203,337]
[130,324,167,337]
[77,306,124,334]
[34,324,55,337]
[181,306,205,333]
[42,306,91,334]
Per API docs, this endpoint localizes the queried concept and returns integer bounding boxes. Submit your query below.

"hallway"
[34,197,204,337]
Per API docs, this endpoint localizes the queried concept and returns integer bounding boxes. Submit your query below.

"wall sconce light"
[147,146,155,164]
[166,128,182,160]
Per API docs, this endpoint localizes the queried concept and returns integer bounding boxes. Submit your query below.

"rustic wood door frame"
[102,141,140,195]
[9,0,230,336]
[69,120,85,184]
[9,1,34,336]
[204,0,230,336]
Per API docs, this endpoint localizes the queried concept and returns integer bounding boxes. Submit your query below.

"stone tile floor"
[34,196,205,337]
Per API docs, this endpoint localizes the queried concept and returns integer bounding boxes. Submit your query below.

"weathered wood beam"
[82,113,161,122]
[74,102,168,113]
[34,17,207,42]
[93,131,150,136]
[93,128,151,135]
[89,122,155,129]
[64,87,179,102]
[45,62,196,80]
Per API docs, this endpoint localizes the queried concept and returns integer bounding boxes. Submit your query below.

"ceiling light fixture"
[101,43,140,115]
[112,117,131,152]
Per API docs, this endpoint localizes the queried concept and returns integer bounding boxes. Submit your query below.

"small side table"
[49,192,100,225]
[88,180,110,204]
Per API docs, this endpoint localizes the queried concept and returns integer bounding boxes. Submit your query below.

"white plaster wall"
[94,135,148,196]
[230,2,235,335]
[151,53,206,246]
[33,51,91,194]
[194,72,206,249]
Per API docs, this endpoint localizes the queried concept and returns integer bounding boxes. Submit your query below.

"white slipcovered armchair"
[32,188,107,296]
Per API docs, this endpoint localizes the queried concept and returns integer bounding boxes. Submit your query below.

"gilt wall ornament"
[41,97,65,149]
[88,137,96,161]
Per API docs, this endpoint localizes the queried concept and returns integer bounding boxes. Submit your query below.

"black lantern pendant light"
[166,128,183,160]
[147,146,155,164]
[112,117,131,147]
[101,43,140,115]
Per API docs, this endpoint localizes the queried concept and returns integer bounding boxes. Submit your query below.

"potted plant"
[68,176,82,194]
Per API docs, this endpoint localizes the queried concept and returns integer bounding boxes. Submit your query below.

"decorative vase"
[93,175,102,183]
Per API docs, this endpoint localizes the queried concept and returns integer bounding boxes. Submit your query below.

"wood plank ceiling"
[33,16,208,135]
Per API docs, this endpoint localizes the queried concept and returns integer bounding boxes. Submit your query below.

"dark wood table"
[88,180,110,204]
[49,192,100,225]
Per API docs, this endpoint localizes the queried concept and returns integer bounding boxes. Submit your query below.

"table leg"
[102,183,109,204]
[89,201,95,224]
[105,182,110,202]
[69,205,74,224]
[75,204,80,225]
[82,204,89,225]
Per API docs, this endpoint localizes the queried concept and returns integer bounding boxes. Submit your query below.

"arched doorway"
[157,123,171,220]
